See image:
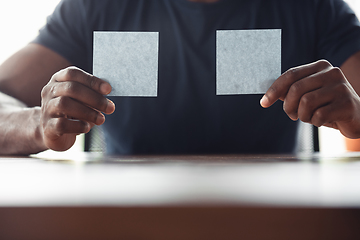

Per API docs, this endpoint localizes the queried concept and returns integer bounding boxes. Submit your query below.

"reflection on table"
[0,152,360,240]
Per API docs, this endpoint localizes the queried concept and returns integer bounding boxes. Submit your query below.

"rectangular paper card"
[216,29,281,95]
[93,31,159,97]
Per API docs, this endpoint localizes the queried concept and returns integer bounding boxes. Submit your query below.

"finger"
[260,60,332,108]
[283,69,332,120]
[311,104,339,128]
[285,67,349,122]
[296,87,333,123]
[310,97,353,128]
[44,117,90,138]
[52,66,112,95]
[47,96,106,125]
[48,81,115,114]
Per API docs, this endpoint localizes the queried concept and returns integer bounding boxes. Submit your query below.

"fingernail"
[260,95,269,107]
[100,83,112,95]
[288,114,298,121]
[106,99,115,114]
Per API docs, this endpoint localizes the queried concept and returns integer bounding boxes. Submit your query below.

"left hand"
[260,60,360,139]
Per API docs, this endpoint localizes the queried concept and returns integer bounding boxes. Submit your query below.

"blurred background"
[0,0,359,155]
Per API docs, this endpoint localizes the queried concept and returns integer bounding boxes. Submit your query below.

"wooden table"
[1,152,360,240]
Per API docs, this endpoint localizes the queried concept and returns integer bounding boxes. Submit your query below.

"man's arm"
[0,43,69,155]
[0,43,114,155]
[340,51,360,96]
[261,50,360,139]
[0,44,70,107]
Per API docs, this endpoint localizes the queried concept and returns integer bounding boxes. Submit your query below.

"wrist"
[31,106,48,153]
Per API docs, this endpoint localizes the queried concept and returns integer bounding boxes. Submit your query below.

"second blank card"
[216,29,281,95]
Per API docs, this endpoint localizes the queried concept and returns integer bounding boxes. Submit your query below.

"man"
[1,0,360,155]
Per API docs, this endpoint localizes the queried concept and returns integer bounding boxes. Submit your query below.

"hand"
[260,60,360,139]
[40,67,115,151]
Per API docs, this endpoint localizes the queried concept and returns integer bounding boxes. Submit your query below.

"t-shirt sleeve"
[32,0,91,72]
[316,0,360,67]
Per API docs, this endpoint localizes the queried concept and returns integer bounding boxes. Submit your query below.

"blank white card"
[216,29,281,95]
[93,32,159,97]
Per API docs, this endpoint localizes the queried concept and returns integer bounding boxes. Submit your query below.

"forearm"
[0,93,47,155]
[341,51,360,96]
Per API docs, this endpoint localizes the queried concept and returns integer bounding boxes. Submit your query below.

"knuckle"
[313,109,326,125]
[316,60,332,70]
[300,94,313,108]
[63,67,80,80]
[288,81,303,95]
[49,84,57,96]
[328,67,343,78]
[285,67,298,80]
[55,96,70,112]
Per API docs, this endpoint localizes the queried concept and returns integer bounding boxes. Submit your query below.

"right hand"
[40,67,115,151]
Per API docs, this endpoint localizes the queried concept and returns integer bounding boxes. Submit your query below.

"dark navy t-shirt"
[34,0,360,154]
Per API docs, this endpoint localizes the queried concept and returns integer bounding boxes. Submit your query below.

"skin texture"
[40,67,115,151]
[260,55,360,139]
[1,44,360,155]
[0,44,115,154]
[1,0,360,154]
